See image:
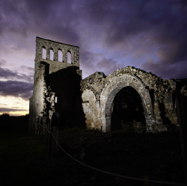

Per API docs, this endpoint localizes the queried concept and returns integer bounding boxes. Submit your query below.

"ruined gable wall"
[105,67,178,127]
[29,37,187,134]
[81,66,177,100]
[34,37,80,84]
[35,37,79,66]
[81,66,183,132]
[29,37,81,133]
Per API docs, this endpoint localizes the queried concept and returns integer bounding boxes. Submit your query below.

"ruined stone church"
[29,37,187,134]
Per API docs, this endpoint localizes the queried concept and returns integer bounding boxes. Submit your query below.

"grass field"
[0,126,185,186]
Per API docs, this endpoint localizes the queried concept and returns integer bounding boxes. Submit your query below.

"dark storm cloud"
[0,62,34,100]
[0,108,26,112]
[0,0,28,37]
[74,0,187,79]
[142,59,187,80]
[0,0,187,80]
[0,80,33,100]
[96,56,121,76]
[80,51,121,77]
[92,0,187,47]
[0,63,34,82]
[0,0,80,49]
[23,0,81,45]
[0,67,20,79]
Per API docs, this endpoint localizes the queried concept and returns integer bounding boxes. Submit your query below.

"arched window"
[58,49,63,62]
[67,51,71,64]
[42,47,46,59]
[50,49,54,61]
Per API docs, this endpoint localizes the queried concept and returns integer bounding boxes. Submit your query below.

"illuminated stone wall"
[29,37,82,133]
[81,67,187,132]
[29,37,187,134]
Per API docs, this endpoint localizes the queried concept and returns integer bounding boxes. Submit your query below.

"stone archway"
[100,74,155,132]
[111,86,146,132]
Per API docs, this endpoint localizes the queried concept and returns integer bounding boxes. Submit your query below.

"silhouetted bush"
[0,114,28,133]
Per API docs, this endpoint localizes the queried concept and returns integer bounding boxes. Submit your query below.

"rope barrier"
[38,124,47,128]
[50,132,185,186]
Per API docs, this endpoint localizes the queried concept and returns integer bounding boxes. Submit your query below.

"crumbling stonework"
[81,67,187,132]
[36,37,79,66]
[29,37,187,134]
[29,37,83,133]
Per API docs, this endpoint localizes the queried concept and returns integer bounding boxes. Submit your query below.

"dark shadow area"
[47,66,85,130]
[0,129,184,186]
[176,93,187,183]
[149,89,154,111]
[0,113,28,132]
[111,86,145,132]
[159,102,171,124]
[41,61,49,76]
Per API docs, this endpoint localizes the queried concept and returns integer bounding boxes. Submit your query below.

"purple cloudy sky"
[0,0,187,115]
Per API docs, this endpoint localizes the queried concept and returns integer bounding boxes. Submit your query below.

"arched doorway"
[111,86,146,132]
[100,74,155,132]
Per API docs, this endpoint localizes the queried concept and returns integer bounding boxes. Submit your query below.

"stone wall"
[29,37,83,133]
[28,62,46,133]
[81,66,187,133]
[36,36,79,65]
[29,37,187,134]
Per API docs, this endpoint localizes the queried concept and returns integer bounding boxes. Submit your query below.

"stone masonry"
[81,67,187,132]
[29,37,187,133]
[29,37,83,133]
